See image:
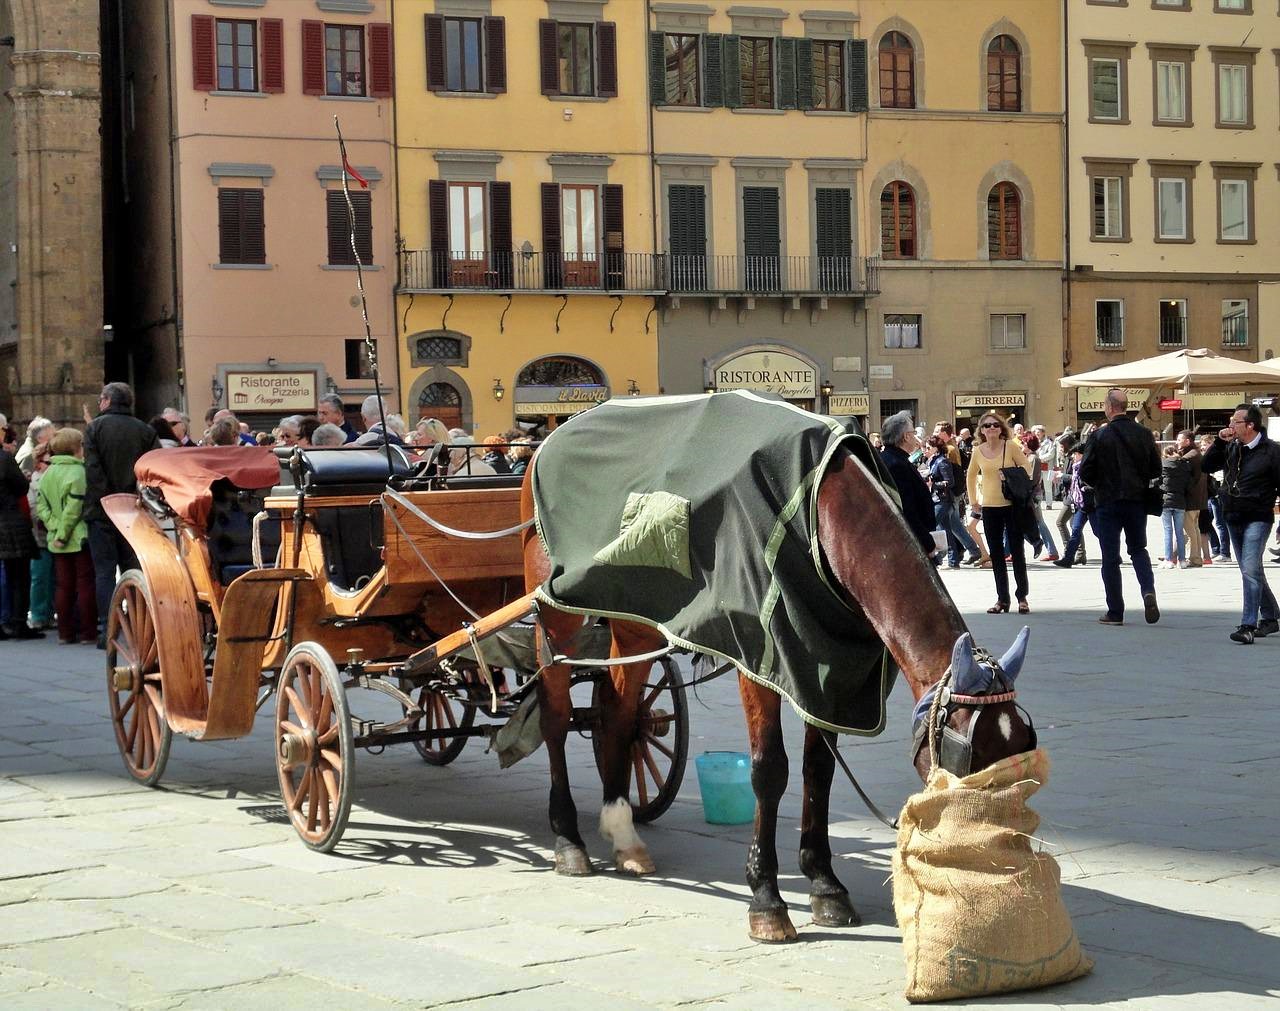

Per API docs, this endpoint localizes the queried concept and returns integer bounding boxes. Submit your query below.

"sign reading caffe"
[514,384,609,416]
[1076,386,1149,413]
[226,371,318,412]
[712,349,817,400]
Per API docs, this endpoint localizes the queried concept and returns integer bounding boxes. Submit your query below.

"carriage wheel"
[106,570,173,787]
[408,685,476,766]
[593,657,689,824]
[274,643,353,853]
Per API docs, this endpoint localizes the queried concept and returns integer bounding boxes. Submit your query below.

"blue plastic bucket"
[695,751,755,825]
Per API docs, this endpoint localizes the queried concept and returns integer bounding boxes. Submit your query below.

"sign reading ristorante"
[514,384,609,416]
[226,371,318,412]
[713,350,816,399]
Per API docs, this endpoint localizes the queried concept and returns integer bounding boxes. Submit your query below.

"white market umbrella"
[1060,347,1280,390]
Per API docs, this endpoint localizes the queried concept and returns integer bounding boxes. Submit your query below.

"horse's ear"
[950,633,986,694]
[999,626,1031,684]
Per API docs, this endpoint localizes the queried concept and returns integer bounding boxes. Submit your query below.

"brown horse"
[521,444,1035,940]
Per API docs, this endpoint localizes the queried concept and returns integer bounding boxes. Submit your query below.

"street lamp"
[492,378,506,402]
[210,376,224,406]
[627,379,640,396]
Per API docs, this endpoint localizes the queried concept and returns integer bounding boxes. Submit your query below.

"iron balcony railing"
[1222,315,1250,347]
[1158,316,1187,347]
[399,250,880,296]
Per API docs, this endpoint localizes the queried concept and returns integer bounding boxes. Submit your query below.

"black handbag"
[998,445,1035,508]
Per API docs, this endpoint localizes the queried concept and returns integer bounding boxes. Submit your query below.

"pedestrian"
[149,415,181,448]
[0,429,42,639]
[15,416,54,476]
[354,396,406,447]
[298,417,321,446]
[1052,444,1094,568]
[1158,445,1191,570]
[161,408,196,446]
[1177,429,1208,567]
[26,443,56,631]
[1201,404,1280,644]
[317,393,358,444]
[482,435,512,474]
[1023,435,1060,561]
[84,382,160,646]
[880,411,938,560]
[925,436,963,568]
[966,412,1032,614]
[1078,388,1161,626]
[509,438,534,475]
[310,423,346,447]
[35,428,97,644]
[1200,433,1230,561]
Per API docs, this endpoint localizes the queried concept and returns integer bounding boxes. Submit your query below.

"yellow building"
[394,0,657,437]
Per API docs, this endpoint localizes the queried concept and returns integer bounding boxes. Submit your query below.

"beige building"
[1066,0,1280,429]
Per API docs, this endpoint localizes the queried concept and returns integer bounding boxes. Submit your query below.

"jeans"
[1094,499,1155,619]
[982,506,1029,605]
[1226,518,1278,628]
[1034,503,1059,556]
[934,500,977,564]
[1161,508,1186,563]
[29,547,55,625]
[1061,507,1093,564]
[1211,496,1230,558]
[88,518,139,635]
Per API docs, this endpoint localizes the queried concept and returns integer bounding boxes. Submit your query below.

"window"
[1158,299,1187,346]
[417,381,463,429]
[884,313,922,349]
[1157,178,1187,239]
[815,187,852,292]
[427,15,504,95]
[345,338,376,380]
[558,22,593,96]
[216,19,257,92]
[987,183,1021,260]
[664,33,699,105]
[878,398,918,433]
[986,35,1021,112]
[326,24,365,96]
[878,32,914,108]
[667,184,707,291]
[1217,63,1248,125]
[1215,0,1250,10]
[1155,61,1185,122]
[1219,179,1249,240]
[880,181,916,259]
[1092,176,1124,239]
[1090,58,1121,120]
[217,188,265,265]
[1096,300,1124,347]
[561,184,599,286]
[739,37,773,109]
[444,17,483,92]
[326,190,372,265]
[414,334,464,363]
[1222,299,1249,346]
[1154,0,1189,7]
[989,314,1026,350]
[813,40,845,110]
[448,182,486,284]
[742,185,781,291]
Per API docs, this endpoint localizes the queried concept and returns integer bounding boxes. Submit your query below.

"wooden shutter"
[241,189,266,264]
[815,188,851,258]
[428,179,450,288]
[425,14,445,91]
[369,23,394,98]
[796,37,813,111]
[649,32,666,105]
[541,182,562,288]
[778,37,796,110]
[484,17,506,93]
[301,20,325,95]
[327,191,372,265]
[539,19,559,95]
[702,34,723,107]
[667,184,707,290]
[218,190,241,263]
[192,15,216,91]
[261,19,285,93]
[722,34,741,109]
[489,181,513,287]
[596,22,618,97]
[742,187,779,256]
[848,38,868,112]
[603,183,624,290]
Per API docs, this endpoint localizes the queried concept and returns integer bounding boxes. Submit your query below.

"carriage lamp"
[627,379,640,396]
[210,377,224,406]
[820,379,833,398]
[492,378,506,402]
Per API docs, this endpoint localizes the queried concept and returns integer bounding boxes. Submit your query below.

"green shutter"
[848,38,868,112]
[722,34,741,109]
[778,37,796,109]
[702,33,723,107]
[796,38,813,111]
[815,188,852,258]
[649,32,667,105]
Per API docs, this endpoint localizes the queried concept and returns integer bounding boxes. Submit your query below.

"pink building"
[112,0,397,431]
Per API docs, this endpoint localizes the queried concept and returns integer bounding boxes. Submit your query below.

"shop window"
[878,32,914,108]
[1096,300,1124,347]
[884,313,922,349]
[989,314,1026,350]
[1159,299,1187,346]
[986,35,1021,112]
[1222,299,1249,347]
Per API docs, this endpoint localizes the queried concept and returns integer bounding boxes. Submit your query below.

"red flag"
[342,156,369,189]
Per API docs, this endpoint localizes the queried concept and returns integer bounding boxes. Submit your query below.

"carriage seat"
[272,446,413,497]
[207,479,282,585]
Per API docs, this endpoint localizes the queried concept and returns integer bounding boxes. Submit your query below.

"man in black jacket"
[85,383,160,646]
[880,410,937,562]
[1079,388,1161,626]
[1202,404,1280,643]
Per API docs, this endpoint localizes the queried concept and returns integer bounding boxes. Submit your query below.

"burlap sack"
[892,748,1092,1003]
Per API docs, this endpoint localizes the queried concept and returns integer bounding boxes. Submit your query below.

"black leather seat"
[207,479,281,585]
[272,446,412,497]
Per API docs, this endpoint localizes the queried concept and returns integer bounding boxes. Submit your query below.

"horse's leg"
[537,609,593,876]
[594,620,659,875]
[739,675,796,943]
[799,724,860,927]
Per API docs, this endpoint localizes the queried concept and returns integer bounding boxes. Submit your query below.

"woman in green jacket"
[35,428,97,644]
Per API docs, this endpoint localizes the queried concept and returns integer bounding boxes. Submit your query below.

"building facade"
[115,0,398,430]
[394,0,657,438]
[1066,0,1280,429]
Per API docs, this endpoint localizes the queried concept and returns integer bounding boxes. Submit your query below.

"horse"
[520,441,1036,941]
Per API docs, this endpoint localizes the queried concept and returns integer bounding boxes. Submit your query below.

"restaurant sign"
[1076,386,1149,413]
[514,384,609,416]
[713,350,817,399]
[226,371,318,412]
[827,392,869,415]
[954,393,1027,409]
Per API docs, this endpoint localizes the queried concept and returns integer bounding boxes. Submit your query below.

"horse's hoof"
[614,846,655,876]
[810,892,861,927]
[748,908,798,943]
[554,846,594,877]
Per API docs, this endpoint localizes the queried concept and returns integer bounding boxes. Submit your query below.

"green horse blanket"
[532,390,900,735]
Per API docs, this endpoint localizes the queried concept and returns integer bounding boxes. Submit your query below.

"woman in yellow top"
[966,412,1034,614]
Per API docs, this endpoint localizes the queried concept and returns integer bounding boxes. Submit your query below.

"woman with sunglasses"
[966,412,1033,614]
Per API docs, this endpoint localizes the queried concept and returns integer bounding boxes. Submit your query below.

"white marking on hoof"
[998,712,1012,741]
[615,845,656,876]
[599,798,653,873]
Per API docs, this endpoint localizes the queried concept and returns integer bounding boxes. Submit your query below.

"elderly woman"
[966,412,1033,614]
[878,411,937,561]
[509,438,534,476]
[448,435,496,477]
[15,416,54,477]
[310,423,347,448]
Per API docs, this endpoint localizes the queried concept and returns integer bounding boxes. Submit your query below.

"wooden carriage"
[102,445,687,851]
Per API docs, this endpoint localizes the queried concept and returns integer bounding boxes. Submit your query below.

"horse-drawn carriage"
[101,444,688,852]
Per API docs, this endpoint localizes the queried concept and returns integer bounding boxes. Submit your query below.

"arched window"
[417,381,463,429]
[987,183,1022,260]
[987,35,1021,112]
[880,182,916,260]
[516,355,604,387]
[878,31,915,109]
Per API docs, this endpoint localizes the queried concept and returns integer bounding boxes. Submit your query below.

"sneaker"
[1158,561,1174,570]
[1051,558,1073,569]
[1256,618,1279,638]
[1099,614,1124,626]
[963,553,981,566]
[1178,561,1191,569]
[1202,558,1212,566]
[1214,554,1231,563]
[1041,554,1060,562]
[1230,625,1255,644]
[1143,592,1160,624]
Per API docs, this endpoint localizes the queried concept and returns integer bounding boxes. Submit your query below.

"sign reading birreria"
[955,393,1027,409]
[514,384,610,416]
[226,371,318,412]
[713,350,817,399]
[828,392,870,415]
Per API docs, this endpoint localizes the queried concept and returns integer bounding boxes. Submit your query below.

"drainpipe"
[1061,0,1072,382]
[645,0,660,391]
[390,0,403,410]
[164,0,183,411]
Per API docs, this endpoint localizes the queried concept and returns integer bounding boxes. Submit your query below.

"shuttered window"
[326,190,373,266]
[427,15,503,94]
[260,19,284,93]
[880,181,915,259]
[987,183,1021,259]
[848,38,868,112]
[878,31,914,108]
[539,21,616,99]
[216,19,257,92]
[703,33,724,106]
[325,24,365,96]
[192,15,217,91]
[815,188,852,291]
[668,184,707,290]
[742,186,780,291]
[813,40,844,110]
[218,188,265,265]
[739,37,773,109]
[663,33,699,105]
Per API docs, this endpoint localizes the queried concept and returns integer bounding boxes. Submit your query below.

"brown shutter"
[301,20,325,95]
[603,183,624,289]
[326,191,349,265]
[260,19,285,93]
[218,190,241,263]
[192,14,216,91]
[241,189,266,264]
[428,179,450,288]
[539,19,559,95]
[489,181,513,287]
[484,16,506,94]
[425,14,445,90]
[369,23,394,98]
[596,22,617,98]
[540,182,562,287]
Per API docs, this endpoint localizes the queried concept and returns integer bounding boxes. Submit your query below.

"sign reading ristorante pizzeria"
[713,350,816,399]
[514,384,609,416]
[226,371,318,411]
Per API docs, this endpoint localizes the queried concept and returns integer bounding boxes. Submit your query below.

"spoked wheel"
[593,657,689,824]
[106,570,172,787]
[407,684,476,766]
[274,643,353,853]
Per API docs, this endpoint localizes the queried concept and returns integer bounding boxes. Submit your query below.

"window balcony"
[1095,316,1124,348]
[1158,316,1187,347]
[666,254,879,296]
[1222,315,1249,348]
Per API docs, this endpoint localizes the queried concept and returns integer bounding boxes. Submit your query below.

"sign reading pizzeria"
[712,349,817,399]
[225,370,318,412]
[828,392,870,415]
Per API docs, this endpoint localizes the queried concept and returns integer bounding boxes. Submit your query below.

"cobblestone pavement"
[1,517,1278,1008]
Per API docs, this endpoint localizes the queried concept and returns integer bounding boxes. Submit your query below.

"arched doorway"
[513,355,609,431]
[417,380,463,431]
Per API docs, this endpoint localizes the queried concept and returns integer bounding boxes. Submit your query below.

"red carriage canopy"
[134,446,281,531]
